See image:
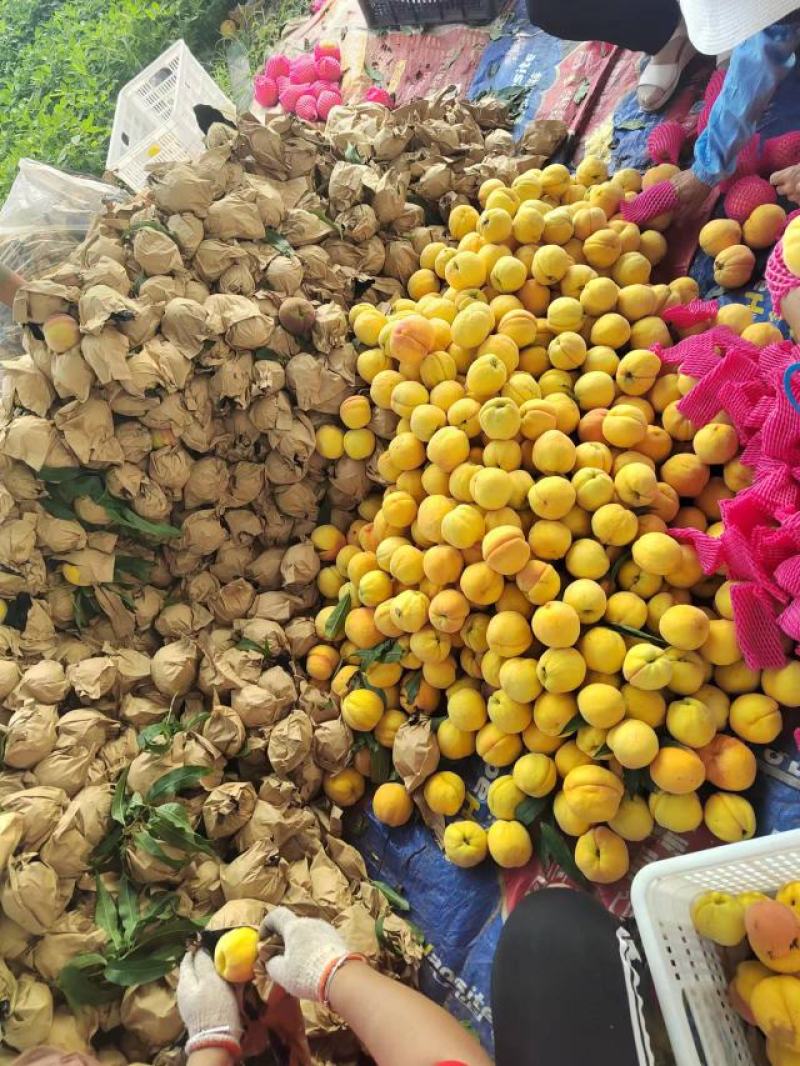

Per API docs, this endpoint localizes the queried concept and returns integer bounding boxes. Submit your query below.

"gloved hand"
[177,948,243,1057]
[260,906,363,1004]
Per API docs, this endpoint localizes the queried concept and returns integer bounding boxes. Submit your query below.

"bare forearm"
[0,262,24,309]
[329,962,492,1066]
[782,287,800,339]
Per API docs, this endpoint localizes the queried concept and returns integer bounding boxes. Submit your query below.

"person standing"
[525,0,695,112]
[673,0,800,211]
[526,0,800,215]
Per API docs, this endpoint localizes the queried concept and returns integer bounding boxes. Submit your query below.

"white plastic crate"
[631,829,800,1066]
[107,40,235,191]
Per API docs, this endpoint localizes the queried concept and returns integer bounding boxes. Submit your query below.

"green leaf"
[114,503,181,540]
[307,207,339,235]
[352,673,387,704]
[58,954,117,1009]
[604,621,667,647]
[73,587,98,629]
[622,767,652,797]
[146,765,210,802]
[122,916,205,955]
[594,743,613,758]
[515,795,549,826]
[51,473,106,503]
[92,825,124,868]
[264,228,294,256]
[152,802,191,829]
[572,77,590,104]
[559,713,584,737]
[137,720,176,754]
[114,555,153,581]
[111,768,130,825]
[132,830,185,869]
[608,549,632,584]
[369,744,392,784]
[103,955,178,986]
[184,711,210,732]
[117,876,140,942]
[94,877,122,950]
[149,816,216,858]
[402,669,422,704]
[37,467,83,483]
[253,346,290,364]
[42,496,80,521]
[114,587,136,610]
[475,84,529,119]
[140,893,179,926]
[617,118,646,131]
[236,636,271,656]
[344,143,364,164]
[354,639,404,669]
[370,879,410,912]
[148,821,204,852]
[324,593,351,640]
[125,219,172,240]
[537,821,588,887]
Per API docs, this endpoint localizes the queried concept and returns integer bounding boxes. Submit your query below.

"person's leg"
[491,889,654,1066]
[525,0,680,56]
[637,16,697,112]
[525,0,694,113]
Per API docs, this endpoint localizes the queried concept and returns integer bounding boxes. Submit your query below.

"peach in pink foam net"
[620,181,679,224]
[658,327,800,668]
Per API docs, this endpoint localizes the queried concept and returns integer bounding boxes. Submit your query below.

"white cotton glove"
[177,948,243,1056]
[261,906,359,1003]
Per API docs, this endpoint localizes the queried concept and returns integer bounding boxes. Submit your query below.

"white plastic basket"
[631,829,800,1066]
[107,40,235,191]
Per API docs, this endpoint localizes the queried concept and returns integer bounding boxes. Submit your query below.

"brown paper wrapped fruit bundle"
[306,158,800,881]
[0,619,422,1063]
[0,97,548,1059]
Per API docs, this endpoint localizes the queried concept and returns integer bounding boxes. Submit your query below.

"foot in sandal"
[637,18,697,112]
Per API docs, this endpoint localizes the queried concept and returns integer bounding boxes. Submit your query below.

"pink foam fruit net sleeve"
[661,299,719,330]
[662,328,800,669]
[766,240,800,317]
[619,181,679,224]
[647,121,686,166]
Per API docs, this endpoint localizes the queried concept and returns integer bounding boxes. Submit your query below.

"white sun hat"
[679,0,799,55]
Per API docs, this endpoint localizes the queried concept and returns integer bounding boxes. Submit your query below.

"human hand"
[671,169,713,213]
[771,165,800,205]
[177,948,243,1057]
[261,907,360,1003]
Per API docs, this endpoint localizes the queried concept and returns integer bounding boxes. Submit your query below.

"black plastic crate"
[358,0,501,29]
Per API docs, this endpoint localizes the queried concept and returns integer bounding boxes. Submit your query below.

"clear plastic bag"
[0,159,124,352]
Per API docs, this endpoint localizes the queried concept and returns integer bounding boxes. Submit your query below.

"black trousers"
[526,0,680,56]
[492,889,653,1066]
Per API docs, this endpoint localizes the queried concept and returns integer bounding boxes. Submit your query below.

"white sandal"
[637,20,697,112]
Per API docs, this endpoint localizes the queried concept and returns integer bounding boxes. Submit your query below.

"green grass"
[0,0,304,199]
[211,0,308,100]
